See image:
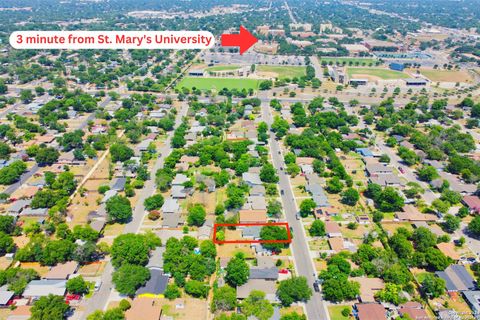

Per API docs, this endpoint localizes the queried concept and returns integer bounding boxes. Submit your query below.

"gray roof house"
[7,199,32,215]
[436,265,476,292]
[172,174,189,186]
[111,177,127,191]
[249,267,279,280]
[242,172,262,186]
[365,164,393,176]
[250,185,266,197]
[23,279,66,298]
[101,190,117,203]
[20,208,48,217]
[0,286,14,306]
[136,268,169,295]
[463,291,480,316]
[171,185,187,199]
[161,198,180,214]
[242,226,261,239]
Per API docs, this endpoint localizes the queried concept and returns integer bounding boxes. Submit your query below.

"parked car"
[94,280,102,292]
[398,166,405,174]
[313,282,320,292]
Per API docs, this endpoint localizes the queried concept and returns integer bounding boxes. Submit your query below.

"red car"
[279,269,289,274]
[65,294,81,301]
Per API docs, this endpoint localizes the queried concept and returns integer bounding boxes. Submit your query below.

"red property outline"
[213,222,291,244]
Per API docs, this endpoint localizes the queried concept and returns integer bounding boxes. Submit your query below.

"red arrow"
[221,26,258,55]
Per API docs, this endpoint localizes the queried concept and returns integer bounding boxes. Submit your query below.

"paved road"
[310,55,323,80]
[260,98,330,320]
[81,102,188,319]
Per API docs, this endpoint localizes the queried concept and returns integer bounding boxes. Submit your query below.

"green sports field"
[256,65,306,79]
[320,57,378,65]
[205,65,241,72]
[346,67,409,80]
[176,77,260,90]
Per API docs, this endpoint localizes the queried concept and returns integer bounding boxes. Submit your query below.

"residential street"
[81,102,188,319]
[260,98,330,320]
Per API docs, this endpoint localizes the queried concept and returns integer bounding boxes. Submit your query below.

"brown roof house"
[351,277,385,303]
[44,261,78,280]
[355,303,387,320]
[463,196,480,214]
[239,210,267,224]
[395,205,437,222]
[436,242,460,261]
[399,302,431,320]
[325,222,342,238]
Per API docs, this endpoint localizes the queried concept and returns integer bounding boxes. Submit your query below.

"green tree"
[341,188,359,206]
[110,143,134,162]
[187,204,206,226]
[299,199,316,217]
[164,284,181,300]
[260,225,289,253]
[260,163,279,183]
[112,264,150,296]
[417,165,439,182]
[31,294,70,320]
[309,220,325,237]
[421,274,445,298]
[442,214,461,233]
[212,285,237,312]
[184,280,209,298]
[106,195,132,223]
[277,277,313,306]
[241,290,274,320]
[468,216,480,236]
[326,177,344,194]
[144,194,164,211]
[35,147,59,166]
[225,253,249,287]
[0,232,14,256]
[111,233,155,268]
[66,276,89,295]
[375,283,404,305]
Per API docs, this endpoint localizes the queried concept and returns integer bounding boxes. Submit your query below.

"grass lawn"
[320,57,378,65]
[329,305,352,320]
[347,67,409,80]
[176,77,259,91]
[205,65,241,72]
[419,69,472,82]
[256,65,306,79]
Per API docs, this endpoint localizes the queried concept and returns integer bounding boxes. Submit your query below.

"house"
[196,175,216,193]
[136,268,169,296]
[161,198,180,214]
[365,164,393,176]
[149,110,166,118]
[436,242,460,261]
[463,291,480,318]
[239,210,267,224]
[89,219,106,233]
[0,286,14,307]
[436,265,476,292]
[147,247,164,270]
[7,199,32,216]
[16,186,39,199]
[135,139,153,154]
[43,261,78,280]
[101,190,117,203]
[369,173,403,187]
[355,303,387,320]
[111,177,127,191]
[249,267,279,281]
[242,172,262,186]
[325,222,342,238]
[237,279,277,302]
[437,309,460,320]
[20,207,48,217]
[250,185,266,197]
[23,279,66,299]
[351,277,385,303]
[395,205,437,222]
[241,226,261,240]
[125,298,162,320]
[356,214,370,224]
[57,151,85,166]
[356,148,374,157]
[172,174,189,186]
[398,302,431,320]
[198,222,213,240]
[245,196,267,211]
[171,185,187,199]
[328,237,344,252]
[314,207,338,220]
[463,196,480,214]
